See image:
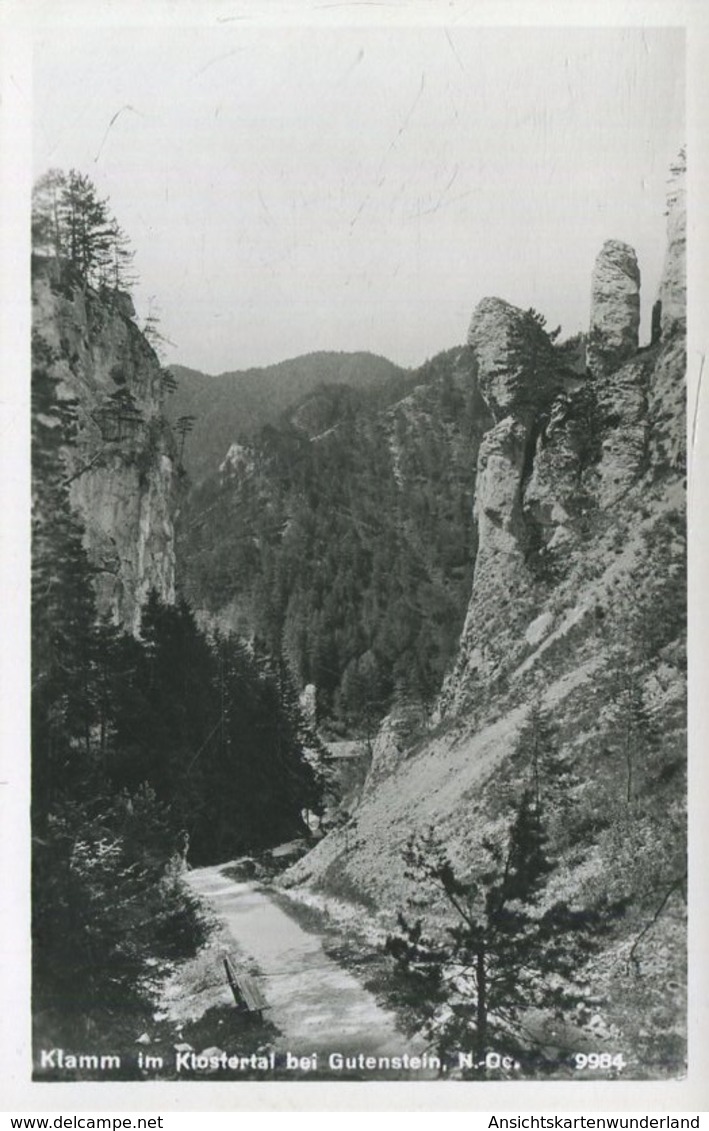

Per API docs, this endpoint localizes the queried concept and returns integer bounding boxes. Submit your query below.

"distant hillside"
[167,351,410,482]
[177,345,489,731]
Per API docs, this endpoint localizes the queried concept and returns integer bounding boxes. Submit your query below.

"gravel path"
[178,863,424,1063]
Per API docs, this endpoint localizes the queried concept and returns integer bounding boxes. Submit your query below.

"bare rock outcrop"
[443,300,561,698]
[476,417,529,542]
[467,296,559,420]
[593,356,649,509]
[440,161,688,723]
[658,149,686,338]
[32,260,177,633]
[452,417,533,687]
[587,240,640,378]
[523,406,584,553]
[647,335,686,472]
[364,705,422,794]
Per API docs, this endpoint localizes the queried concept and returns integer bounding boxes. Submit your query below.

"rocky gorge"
[30,147,687,1078]
[281,152,687,1074]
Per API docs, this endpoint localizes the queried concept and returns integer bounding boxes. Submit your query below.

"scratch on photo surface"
[350,72,426,230]
[344,47,365,79]
[420,166,460,218]
[691,353,704,457]
[93,106,142,163]
[444,29,465,72]
[193,49,245,78]
[258,186,276,228]
[380,71,426,171]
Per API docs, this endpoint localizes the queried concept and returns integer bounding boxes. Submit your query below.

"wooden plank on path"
[223,955,241,1007]
[238,972,268,1013]
[223,954,268,1014]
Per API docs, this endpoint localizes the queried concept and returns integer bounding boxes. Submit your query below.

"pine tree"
[386,797,616,1075]
[95,219,138,293]
[60,170,111,282]
[174,414,197,465]
[31,334,98,818]
[506,307,561,417]
[142,297,171,358]
[596,649,662,808]
[32,168,137,293]
[514,703,576,843]
[31,169,67,259]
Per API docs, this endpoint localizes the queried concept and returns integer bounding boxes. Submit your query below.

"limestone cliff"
[438,175,684,717]
[438,300,564,701]
[587,240,641,378]
[658,148,687,337]
[32,258,177,633]
[286,156,686,1071]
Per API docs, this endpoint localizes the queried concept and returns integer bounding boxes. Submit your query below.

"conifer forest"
[27,26,688,1091]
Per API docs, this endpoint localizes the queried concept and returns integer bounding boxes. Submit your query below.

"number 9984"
[574,1053,626,1070]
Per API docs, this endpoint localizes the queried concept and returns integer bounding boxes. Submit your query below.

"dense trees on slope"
[103,593,323,862]
[31,336,202,1052]
[31,179,324,1056]
[386,801,617,1076]
[32,168,136,291]
[33,332,322,1052]
[178,349,492,732]
[167,354,416,482]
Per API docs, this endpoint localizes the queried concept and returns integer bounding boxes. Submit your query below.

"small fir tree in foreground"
[385,796,620,1076]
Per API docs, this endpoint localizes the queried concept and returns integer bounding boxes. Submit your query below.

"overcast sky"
[33,21,684,375]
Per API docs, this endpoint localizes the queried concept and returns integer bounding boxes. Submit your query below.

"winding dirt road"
[175,863,423,1062]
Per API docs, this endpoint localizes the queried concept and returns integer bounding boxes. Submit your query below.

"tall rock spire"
[587,239,640,378]
[657,147,686,338]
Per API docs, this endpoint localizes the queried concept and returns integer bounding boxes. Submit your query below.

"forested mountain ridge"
[176,345,493,729]
[167,351,412,482]
[285,152,687,1075]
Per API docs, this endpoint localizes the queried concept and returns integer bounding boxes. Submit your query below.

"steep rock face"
[523,406,584,554]
[363,704,423,794]
[593,355,649,510]
[587,240,640,378]
[454,416,532,684]
[658,151,686,337]
[32,259,177,632]
[442,205,683,713]
[440,300,562,699]
[289,170,686,1068]
[647,335,686,472]
[468,296,559,420]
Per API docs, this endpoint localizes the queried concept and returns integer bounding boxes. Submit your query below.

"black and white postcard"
[2,0,707,1115]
